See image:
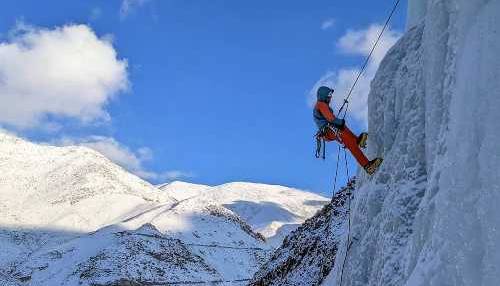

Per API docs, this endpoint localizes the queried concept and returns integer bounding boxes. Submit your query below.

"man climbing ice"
[313,86,383,175]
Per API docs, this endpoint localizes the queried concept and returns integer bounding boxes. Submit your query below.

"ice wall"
[324,0,500,285]
[406,0,428,29]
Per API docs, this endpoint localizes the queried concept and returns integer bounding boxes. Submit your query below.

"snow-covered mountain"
[159,181,329,246]
[0,131,328,285]
[253,0,500,285]
[157,181,210,201]
[0,131,176,232]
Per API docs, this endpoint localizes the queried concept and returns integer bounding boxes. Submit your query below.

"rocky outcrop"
[250,181,355,286]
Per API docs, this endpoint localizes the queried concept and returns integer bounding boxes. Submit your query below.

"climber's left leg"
[339,127,370,167]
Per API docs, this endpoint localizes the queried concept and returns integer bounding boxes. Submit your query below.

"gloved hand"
[332,118,345,130]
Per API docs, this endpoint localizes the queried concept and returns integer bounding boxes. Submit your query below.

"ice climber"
[314,86,383,175]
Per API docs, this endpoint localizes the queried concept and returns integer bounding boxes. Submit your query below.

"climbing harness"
[315,125,343,160]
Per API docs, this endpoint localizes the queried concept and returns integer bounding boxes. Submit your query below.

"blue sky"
[0,0,407,196]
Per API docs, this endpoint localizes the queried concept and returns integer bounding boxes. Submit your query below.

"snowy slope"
[15,224,221,285]
[5,204,270,285]
[159,181,330,245]
[321,0,500,285]
[157,181,211,201]
[0,131,176,232]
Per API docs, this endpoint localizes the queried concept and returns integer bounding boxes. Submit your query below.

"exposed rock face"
[249,182,355,286]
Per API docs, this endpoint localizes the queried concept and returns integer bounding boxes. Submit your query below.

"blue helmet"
[317,86,334,102]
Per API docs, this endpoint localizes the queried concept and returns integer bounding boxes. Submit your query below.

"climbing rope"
[344,147,351,179]
[335,0,402,284]
[331,145,342,194]
[339,149,353,286]
[331,147,353,286]
[338,0,403,120]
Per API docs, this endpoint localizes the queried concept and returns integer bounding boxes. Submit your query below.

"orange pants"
[323,126,369,167]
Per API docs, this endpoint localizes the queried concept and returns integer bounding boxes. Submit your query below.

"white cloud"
[55,136,192,182]
[120,0,151,19]
[321,18,336,30]
[156,170,195,181]
[338,25,400,66]
[0,23,128,129]
[310,24,401,126]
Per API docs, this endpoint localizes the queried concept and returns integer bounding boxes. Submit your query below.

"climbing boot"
[357,132,368,149]
[364,158,383,175]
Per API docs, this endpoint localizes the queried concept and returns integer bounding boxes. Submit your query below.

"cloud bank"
[0,23,128,129]
[57,136,192,182]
